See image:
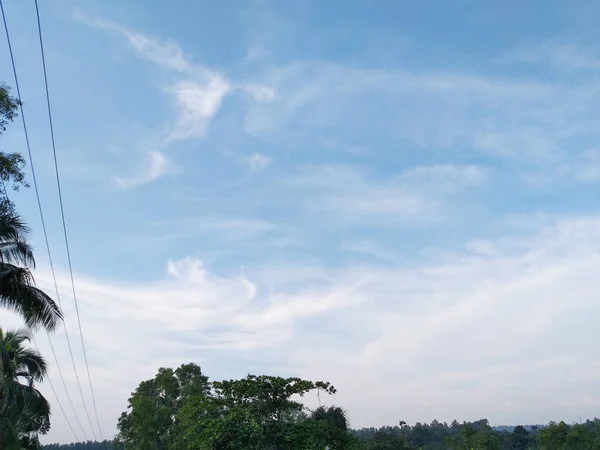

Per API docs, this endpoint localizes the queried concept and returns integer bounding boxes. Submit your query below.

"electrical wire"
[31,335,81,443]
[0,179,84,442]
[0,0,96,440]
[34,0,104,440]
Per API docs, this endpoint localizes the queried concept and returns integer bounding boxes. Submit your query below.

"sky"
[2,0,600,444]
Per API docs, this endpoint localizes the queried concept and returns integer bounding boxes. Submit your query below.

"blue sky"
[3,0,600,444]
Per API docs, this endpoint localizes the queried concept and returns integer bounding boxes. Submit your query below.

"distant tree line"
[354,418,600,449]
[41,418,600,449]
[42,442,121,450]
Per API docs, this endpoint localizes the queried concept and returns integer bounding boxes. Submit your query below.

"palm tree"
[0,206,62,331]
[0,328,51,449]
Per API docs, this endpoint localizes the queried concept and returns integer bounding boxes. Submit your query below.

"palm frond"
[0,211,31,241]
[16,348,47,383]
[2,327,31,346]
[0,241,35,267]
[0,264,62,331]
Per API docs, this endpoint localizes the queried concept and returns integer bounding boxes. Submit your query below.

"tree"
[0,210,62,331]
[176,374,343,450]
[0,83,62,331]
[115,363,210,450]
[0,83,29,199]
[537,421,569,450]
[446,420,499,450]
[366,429,413,449]
[0,84,20,134]
[511,425,530,450]
[0,328,51,449]
[305,406,356,449]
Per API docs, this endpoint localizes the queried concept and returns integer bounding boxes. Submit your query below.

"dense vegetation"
[46,361,594,449]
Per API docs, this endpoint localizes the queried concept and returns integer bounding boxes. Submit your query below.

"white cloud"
[247,153,272,171]
[4,214,599,443]
[220,150,273,172]
[114,152,176,189]
[121,31,191,72]
[113,151,174,189]
[165,77,231,142]
[73,10,190,72]
[76,13,233,147]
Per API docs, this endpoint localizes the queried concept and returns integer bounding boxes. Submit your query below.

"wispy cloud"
[341,240,398,263]
[240,59,600,180]
[73,9,191,72]
[138,217,276,246]
[113,151,174,189]
[247,153,272,171]
[165,77,231,142]
[286,164,486,222]
[238,82,277,102]
[121,31,192,72]
[75,10,235,181]
[221,150,273,172]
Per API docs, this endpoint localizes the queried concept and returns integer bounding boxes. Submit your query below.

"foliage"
[95,361,600,449]
[0,83,60,332]
[354,419,600,450]
[0,328,51,449]
[0,205,63,331]
[0,84,20,135]
[119,366,353,450]
[0,84,29,198]
[175,374,343,449]
[115,363,210,450]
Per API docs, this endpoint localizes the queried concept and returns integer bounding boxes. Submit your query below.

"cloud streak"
[76,11,235,185]
[113,151,174,189]
[285,164,486,222]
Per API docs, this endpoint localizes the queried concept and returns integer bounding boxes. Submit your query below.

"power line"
[42,331,89,440]
[0,0,96,440]
[32,335,81,443]
[34,0,104,441]
[0,183,83,441]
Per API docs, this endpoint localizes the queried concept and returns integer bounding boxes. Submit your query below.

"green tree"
[115,363,210,450]
[0,328,51,449]
[0,210,62,331]
[0,83,29,201]
[446,420,499,450]
[0,84,60,331]
[176,374,343,450]
[537,421,569,450]
[511,425,531,450]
